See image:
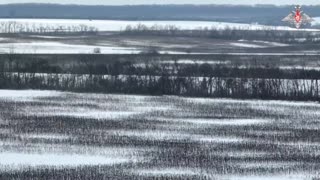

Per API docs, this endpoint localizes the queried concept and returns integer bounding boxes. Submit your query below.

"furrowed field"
[0,90,320,179]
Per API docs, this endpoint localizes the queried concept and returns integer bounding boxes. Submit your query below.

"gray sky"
[1,0,320,5]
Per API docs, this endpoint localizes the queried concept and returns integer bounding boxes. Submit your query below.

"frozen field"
[0,35,317,54]
[0,38,287,54]
[0,41,152,54]
[0,42,143,54]
[0,90,320,179]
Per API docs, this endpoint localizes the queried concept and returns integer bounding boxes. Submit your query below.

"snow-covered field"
[0,18,319,32]
[0,40,316,54]
[0,41,142,54]
[311,17,320,26]
[0,40,285,54]
[1,90,320,179]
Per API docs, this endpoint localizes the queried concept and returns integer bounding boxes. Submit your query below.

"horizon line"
[0,3,316,7]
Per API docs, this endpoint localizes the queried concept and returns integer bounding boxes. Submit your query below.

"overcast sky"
[1,0,320,5]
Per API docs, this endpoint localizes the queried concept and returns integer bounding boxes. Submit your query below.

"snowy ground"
[0,34,313,54]
[311,17,320,26]
[1,90,320,179]
[0,41,142,54]
[0,37,291,54]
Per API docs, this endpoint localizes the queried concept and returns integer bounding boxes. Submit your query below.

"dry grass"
[0,90,320,179]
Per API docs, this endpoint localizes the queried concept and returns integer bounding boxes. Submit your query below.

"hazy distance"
[1,0,320,5]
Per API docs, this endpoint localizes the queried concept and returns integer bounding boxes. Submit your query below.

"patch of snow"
[108,130,188,141]
[28,35,88,39]
[311,17,320,26]
[0,152,131,168]
[230,43,266,48]
[123,40,196,49]
[0,141,21,147]
[162,118,269,126]
[252,40,288,47]
[238,39,288,47]
[247,130,292,136]
[0,38,9,41]
[216,151,271,158]
[224,173,313,180]
[183,97,320,108]
[281,141,320,147]
[0,143,148,171]
[237,161,296,169]
[0,90,61,101]
[0,42,141,54]
[161,60,230,65]
[108,130,246,143]
[135,168,202,176]
[58,111,137,119]
[25,108,138,120]
[196,136,244,143]
[280,66,320,70]
[17,134,70,141]
[28,35,67,39]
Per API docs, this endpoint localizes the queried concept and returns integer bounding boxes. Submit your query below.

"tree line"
[0,72,319,101]
[122,24,320,44]
[2,58,320,79]
[0,21,98,34]
[1,58,320,101]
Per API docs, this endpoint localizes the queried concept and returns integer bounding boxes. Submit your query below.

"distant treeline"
[0,21,98,34]
[3,21,320,44]
[1,57,320,101]
[122,24,320,43]
[2,21,319,44]
[2,4,320,26]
